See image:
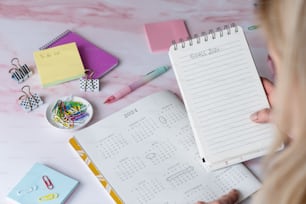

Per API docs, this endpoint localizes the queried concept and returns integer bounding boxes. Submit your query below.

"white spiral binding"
[39,30,71,50]
[172,23,238,50]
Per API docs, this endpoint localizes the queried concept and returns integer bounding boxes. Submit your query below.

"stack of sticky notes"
[40,30,119,79]
[6,163,79,204]
[33,42,85,87]
[144,19,190,52]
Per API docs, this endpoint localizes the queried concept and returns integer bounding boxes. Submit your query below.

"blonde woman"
[197,0,306,203]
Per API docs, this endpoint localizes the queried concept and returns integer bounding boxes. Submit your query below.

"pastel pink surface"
[0,1,272,204]
[144,19,190,52]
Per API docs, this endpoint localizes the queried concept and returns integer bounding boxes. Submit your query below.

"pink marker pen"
[104,66,169,104]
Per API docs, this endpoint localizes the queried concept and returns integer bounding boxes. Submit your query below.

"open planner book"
[70,91,261,204]
[168,24,276,171]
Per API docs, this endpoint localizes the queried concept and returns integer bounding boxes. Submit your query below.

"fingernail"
[250,112,258,121]
[231,189,239,194]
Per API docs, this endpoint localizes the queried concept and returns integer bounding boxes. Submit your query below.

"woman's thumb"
[250,108,271,123]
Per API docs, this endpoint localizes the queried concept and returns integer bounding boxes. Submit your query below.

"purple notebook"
[40,30,119,79]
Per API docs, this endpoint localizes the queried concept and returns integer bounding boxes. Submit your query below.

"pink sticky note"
[144,19,190,52]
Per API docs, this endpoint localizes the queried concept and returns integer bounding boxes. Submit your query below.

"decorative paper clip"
[51,99,89,128]
[17,185,38,196]
[18,85,43,112]
[38,193,59,202]
[42,175,54,190]
[9,57,32,83]
[79,69,99,92]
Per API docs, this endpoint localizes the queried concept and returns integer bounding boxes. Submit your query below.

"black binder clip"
[18,85,43,112]
[79,69,99,92]
[9,58,32,83]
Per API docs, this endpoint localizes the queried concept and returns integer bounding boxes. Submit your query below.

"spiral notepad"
[169,24,275,171]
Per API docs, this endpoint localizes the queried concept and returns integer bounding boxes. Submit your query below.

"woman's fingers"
[250,78,274,124]
[250,108,272,123]
[196,189,239,204]
[261,78,274,95]
[261,78,274,106]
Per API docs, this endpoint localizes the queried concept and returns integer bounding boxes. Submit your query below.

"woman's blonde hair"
[253,0,306,203]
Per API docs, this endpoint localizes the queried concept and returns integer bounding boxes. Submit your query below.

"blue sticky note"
[7,163,79,204]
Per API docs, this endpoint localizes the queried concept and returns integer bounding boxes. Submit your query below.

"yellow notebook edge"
[42,73,85,88]
[68,137,124,204]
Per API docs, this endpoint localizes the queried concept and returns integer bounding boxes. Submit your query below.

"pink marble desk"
[0,1,271,203]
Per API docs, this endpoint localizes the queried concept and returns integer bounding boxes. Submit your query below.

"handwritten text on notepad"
[33,42,85,87]
[38,51,61,59]
[190,48,220,59]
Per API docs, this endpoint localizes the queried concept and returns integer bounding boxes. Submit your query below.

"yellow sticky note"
[33,42,85,87]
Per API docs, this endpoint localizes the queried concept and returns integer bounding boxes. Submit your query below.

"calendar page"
[73,91,261,204]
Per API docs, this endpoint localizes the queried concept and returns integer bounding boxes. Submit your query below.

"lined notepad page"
[169,26,275,170]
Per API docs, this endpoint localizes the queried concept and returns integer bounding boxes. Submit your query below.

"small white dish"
[46,96,93,131]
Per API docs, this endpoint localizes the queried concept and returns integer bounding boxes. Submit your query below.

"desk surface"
[0,1,271,203]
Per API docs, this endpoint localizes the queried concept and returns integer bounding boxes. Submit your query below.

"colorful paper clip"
[38,193,58,202]
[9,57,32,83]
[79,69,99,92]
[42,175,54,190]
[18,85,43,112]
[51,99,89,128]
[17,185,38,196]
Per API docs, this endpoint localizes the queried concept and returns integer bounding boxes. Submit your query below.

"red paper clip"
[42,175,54,190]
